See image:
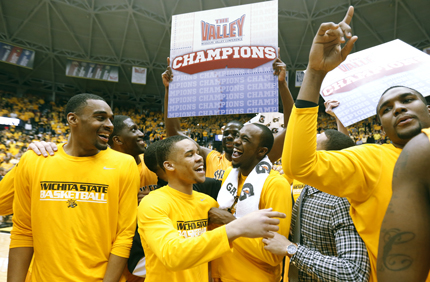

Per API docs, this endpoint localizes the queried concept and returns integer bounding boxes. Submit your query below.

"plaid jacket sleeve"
[290,196,371,282]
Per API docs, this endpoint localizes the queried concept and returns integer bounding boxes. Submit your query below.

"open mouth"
[98,133,109,142]
[232,148,243,158]
[137,138,145,145]
[195,164,205,174]
[396,116,414,127]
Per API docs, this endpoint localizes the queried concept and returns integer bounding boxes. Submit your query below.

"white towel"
[217,156,272,218]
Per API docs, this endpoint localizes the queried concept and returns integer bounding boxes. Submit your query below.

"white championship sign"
[320,39,430,127]
[168,0,278,118]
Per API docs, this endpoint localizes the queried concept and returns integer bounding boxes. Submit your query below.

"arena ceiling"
[0,0,429,110]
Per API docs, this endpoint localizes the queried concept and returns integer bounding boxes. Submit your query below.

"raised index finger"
[342,6,354,25]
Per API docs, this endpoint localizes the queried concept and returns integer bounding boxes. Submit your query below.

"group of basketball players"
[1,5,429,282]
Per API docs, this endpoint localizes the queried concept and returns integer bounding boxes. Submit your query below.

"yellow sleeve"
[282,106,381,201]
[111,159,140,258]
[138,197,231,271]
[0,166,15,216]
[10,153,33,248]
[231,174,292,266]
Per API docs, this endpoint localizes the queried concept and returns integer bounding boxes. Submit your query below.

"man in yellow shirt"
[138,135,286,282]
[108,115,158,202]
[163,55,294,180]
[8,94,139,282]
[212,123,292,282]
[282,7,430,282]
[377,128,430,282]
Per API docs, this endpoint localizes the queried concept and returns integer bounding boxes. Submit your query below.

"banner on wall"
[168,0,279,118]
[320,39,430,127]
[65,59,119,82]
[132,66,147,84]
[0,41,35,69]
[295,70,305,87]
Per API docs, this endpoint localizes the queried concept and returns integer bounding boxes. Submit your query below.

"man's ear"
[67,113,78,127]
[113,136,122,145]
[164,160,175,172]
[427,105,430,114]
[257,147,269,158]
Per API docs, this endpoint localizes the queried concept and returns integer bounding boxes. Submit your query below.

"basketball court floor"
[0,228,11,282]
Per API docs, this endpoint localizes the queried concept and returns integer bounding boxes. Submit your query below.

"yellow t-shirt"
[212,168,292,282]
[205,151,231,180]
[0,166,15,216]
[11,144,139,281]
[283,106,403,282]
[137,154,158,192]
[423,128,430,141]
[138,185,232,282]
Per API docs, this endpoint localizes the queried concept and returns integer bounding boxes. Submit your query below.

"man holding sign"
[163,53,294,181]
[281,6,430,282]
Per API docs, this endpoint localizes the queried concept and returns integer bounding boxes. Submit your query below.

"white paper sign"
[320,39,430,127]
[168,0,278,118]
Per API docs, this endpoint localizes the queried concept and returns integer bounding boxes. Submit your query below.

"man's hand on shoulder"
[27,141,58,157]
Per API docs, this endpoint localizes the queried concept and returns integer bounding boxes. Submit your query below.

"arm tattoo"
[381,228,415,271]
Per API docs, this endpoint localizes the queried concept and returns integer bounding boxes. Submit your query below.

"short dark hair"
[156,135,188,171]
[144,142,160,173]
[227,120,243,127]
[252,123,274,154]
[65,93,106,116]
[323,129,355,150]
[108,115,130,146]
[377,86,427,118]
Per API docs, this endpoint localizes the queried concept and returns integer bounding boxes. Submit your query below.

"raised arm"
[268,49,294,162]
[324,100,349,136]
[162,57,212,161]
[163,57,183,138]
[377,132,430,282]
[281,7,373,200]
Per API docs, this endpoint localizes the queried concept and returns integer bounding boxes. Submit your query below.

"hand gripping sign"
[168,0,279,118]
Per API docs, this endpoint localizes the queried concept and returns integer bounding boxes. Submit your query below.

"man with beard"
[162,54,294,181]
[8,94,139,282]
[211,123,292,282]
[137,135,286,282]
[282,6,430,281]
[377,128,430,282]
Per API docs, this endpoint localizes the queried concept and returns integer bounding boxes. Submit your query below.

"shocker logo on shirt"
[67,199,77,208]
[177,219,208,238]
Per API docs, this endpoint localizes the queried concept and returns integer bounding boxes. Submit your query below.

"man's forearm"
[7,247,33,282]
[103,253,128,282]
[296,68,326,104]
[164,85,183,137]
[291,245,370,282]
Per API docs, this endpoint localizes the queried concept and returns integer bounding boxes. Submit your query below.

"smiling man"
[108,115,158,202]
[8,94,140,282]
[212,123,292,282]
[137,135,286,282]
[162,55,294,181]
[282,6,430,281]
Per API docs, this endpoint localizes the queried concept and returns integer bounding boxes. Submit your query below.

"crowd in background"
[0,89,391,179]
